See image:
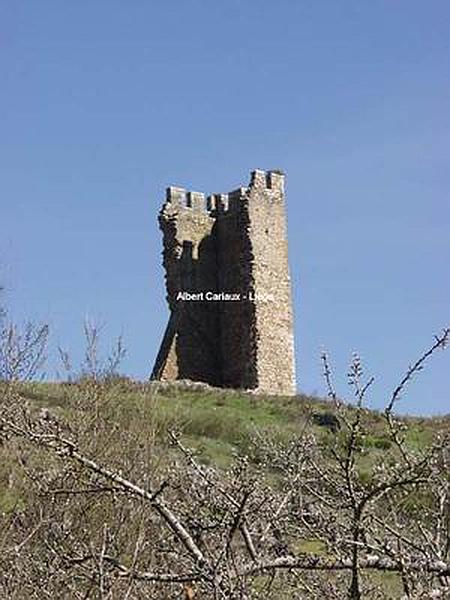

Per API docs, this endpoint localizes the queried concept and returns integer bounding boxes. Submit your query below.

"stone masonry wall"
[246,171,296,395]
[216,188,257,389]
[151,170,296,396]
[151,187,220,385]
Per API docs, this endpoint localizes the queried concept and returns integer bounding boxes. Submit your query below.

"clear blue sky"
[1,1,449,414]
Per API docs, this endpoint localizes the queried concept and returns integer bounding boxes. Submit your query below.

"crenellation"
[249,169,285,193]
[206,195,216,212]
[216,193,229,213]
[250,169,266,187]
[186,191,206,211]
[152,169,296,396]
[266,170,285,192]
[227,188,246,212]
[166,186,186,205]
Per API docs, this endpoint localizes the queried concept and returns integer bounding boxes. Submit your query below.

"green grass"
[0,489,26,514]
[1,380,448,598]
[365,570,403,597]
[293,538,328,555]
[15,380,448,468]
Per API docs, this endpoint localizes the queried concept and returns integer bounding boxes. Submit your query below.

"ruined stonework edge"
[151,169,296,397]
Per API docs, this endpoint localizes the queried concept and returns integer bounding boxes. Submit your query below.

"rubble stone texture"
[151,169,296,395]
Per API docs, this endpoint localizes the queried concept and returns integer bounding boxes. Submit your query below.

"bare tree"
[0,284,49,382]
[58,318,126,383]
[0,318,48,382]
[0,329,448,598]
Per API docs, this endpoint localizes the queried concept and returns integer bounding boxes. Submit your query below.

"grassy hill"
[11,379,447,469]
[0,380,448,598]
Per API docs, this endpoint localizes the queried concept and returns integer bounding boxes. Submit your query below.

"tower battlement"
[250,168,285,192]
[152,169,296,395]
[163,169,284,218]
[165,187,207,212]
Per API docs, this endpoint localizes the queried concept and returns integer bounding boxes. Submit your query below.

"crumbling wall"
[152,170,296,396]
[245,170,296,395]
[216,189,257,389]
[151,187,220,385]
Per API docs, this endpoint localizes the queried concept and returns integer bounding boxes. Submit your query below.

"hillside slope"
[0,380,449,598]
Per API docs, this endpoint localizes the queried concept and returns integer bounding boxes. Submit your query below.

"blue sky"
[1,1,449,414]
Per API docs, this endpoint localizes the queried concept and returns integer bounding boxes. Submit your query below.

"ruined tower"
[151,169,296,396]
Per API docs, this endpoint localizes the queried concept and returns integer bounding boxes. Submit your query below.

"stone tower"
[151,169,296,396]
